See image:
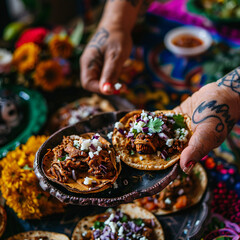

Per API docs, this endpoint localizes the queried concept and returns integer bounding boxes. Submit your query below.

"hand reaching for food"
[174,67,240,173]
[80,0,142,95]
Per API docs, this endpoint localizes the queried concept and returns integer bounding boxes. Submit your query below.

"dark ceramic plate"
[34,111,180,207]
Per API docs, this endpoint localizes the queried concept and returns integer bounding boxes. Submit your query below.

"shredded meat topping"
[47,136,116,183]
[125,112,188,157]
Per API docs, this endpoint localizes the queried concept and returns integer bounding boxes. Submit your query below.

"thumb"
[180,123,224,173]
[99,50,127,95]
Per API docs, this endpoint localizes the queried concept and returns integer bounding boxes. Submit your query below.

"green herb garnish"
[94,221,105,230]
[173,114,186,129]
[166,157,171,161]
[121,215,128,222]
[130,150,135,156]
[147,118,164,133]
[23,165,33,170]
[134,218,143,226]
[58,156,67,161]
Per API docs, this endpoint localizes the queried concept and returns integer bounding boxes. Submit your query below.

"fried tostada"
[48,94,115,132]
[71,203,164,240]
[42,133,121,194]
[112,110,192,170]
[135,163,208,215]
[6,231,69,240]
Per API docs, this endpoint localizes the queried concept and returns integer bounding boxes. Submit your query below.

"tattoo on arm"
[217,66,240,95]
[87,28,109,55]
[109,0,141,7]
[192,100,235,133]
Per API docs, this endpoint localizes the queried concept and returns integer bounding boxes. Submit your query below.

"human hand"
[80,26,132,95]
[174,69,240,173]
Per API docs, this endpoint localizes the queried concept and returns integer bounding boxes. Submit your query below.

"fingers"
[80,46,128,95]
[80,48,103,93]
[99,47,128,95]
[180,123,224,174]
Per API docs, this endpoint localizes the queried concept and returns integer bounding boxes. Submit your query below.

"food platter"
[34,111,180,207]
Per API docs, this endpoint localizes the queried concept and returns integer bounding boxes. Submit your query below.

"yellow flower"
[12,42,40,74]
[49,35,73,58]
[33,60,64,91]
[0,135,65,220]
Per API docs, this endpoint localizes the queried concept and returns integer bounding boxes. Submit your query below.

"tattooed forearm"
[217,66,240,95]
[192,100,235,133]
[109,0,141,7]
[87,28,109,55]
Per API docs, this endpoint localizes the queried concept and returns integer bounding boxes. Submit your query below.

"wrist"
[216,67,240,120]
[99,0,142,34]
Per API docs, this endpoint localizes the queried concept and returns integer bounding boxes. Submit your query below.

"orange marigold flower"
[12,42,40,74]
[0,135,65,220]
[34,60,64,91]
[49,35,73,58]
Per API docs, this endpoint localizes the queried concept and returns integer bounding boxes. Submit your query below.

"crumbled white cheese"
[104,213,115,225]
[91,139,102,148]
[114,82,122,90]
[139,237,148,240]
[178,188,184,195]
[165,198,171,204]
[118,226,124,236]
[175,128,189,143]
[116,156,121,163]
[107,131,113,139]
[114,122,124,130]
[164,112,174,117]
[113,182,118,189]
[73,139,80,148]
[80,139,91,151]
[89,152,94,158]
[108,221,117,233]
[97,146,102,152]
[83,177,93,185]
[139,156,143,161]
[82,231,88,237]
[166,138,174,147]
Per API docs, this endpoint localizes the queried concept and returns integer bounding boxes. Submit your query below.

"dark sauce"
[172,34,203,48]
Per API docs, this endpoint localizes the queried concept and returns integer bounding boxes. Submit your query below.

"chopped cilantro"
[166,157,171,161]
[173,114,186,129]
[134,218,143,226]
[94,221,105,230]
[132,128,138,137]
[130,150,135,155]
[121,215,128,222]
[23,165,33,170]
[58,156,66,161]
[147,118,163,133]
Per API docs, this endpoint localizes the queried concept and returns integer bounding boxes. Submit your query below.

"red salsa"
[172,34,203,48]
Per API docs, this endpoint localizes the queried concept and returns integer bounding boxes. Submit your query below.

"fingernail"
[183,160,196,174]
[102,83,113,93]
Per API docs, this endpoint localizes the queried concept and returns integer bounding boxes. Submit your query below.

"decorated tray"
[0,86,47,158]
[34,111,181,207]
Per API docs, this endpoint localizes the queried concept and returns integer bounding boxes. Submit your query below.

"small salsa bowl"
[164,26,213,57]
